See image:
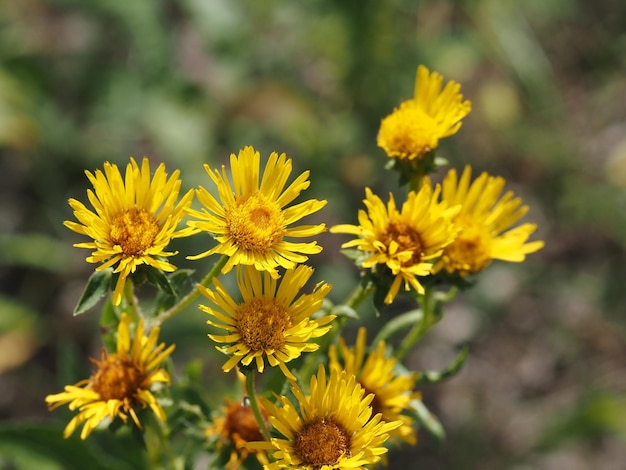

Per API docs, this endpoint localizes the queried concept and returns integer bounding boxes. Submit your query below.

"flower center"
[237,297,291,352]
[225,193,285,253]
[294,417,351,467]
[110,208,160,256]
[91,354,144,401]
[224,401,265,443]
[443,217,491,275]
[384,221,424,265]
[378,101,439,160]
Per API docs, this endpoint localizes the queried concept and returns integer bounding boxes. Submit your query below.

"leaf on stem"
[74,268,113,315]
[417,346,470,385]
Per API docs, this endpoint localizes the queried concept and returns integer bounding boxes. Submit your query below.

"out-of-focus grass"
[1,0,625,468]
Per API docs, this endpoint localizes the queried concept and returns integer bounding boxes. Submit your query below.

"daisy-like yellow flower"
[65,157,194,306]
[186,146,327,277]
[330,185,459,304]
[199,265,334,380]
[434,166,544,276]
[377,64,471,161]
[254,365,401,469]
[45,314,175,439]
[206,398,270,470]
[329,327,420,446]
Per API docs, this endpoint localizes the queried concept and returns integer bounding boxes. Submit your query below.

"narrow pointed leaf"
[74,268,113,315]
[417,346,469,384]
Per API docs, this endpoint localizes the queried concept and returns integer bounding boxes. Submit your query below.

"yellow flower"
[45,314,175,439]
[65,157,194,306]
[206,398,270,470]
[377,65,471,161]
[330,185,459,304]
[199,265,334,380]
[186,146,327,277]
[254,365,401,469]
[329,327,420,446]
[434,166,544,276]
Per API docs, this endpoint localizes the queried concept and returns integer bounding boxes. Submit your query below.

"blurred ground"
[1,1,625,469]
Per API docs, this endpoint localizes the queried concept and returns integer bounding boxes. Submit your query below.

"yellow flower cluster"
[46,64,543,469]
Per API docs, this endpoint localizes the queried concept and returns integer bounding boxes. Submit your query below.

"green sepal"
[409,399,445,443]
[417,345,469,385]
[387,149,441,187]
[74,268,113,315]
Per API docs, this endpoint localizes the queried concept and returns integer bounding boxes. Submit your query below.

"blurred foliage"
[1,0,625,469]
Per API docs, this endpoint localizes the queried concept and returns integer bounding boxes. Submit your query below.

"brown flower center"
[443,217,491,275]
[225,193,285,253]
[91,354,144,401]
[294,417,351,467]
[384,221,424,265]
[110,208,160,256]
[237,297,291,352]
[223,401,266,444]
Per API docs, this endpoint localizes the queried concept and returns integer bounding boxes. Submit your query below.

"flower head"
[377,65,471,161]
[206,398,270,469]
[199,265,334,380]
[331,185,459,304]
[65,157,194,305]
[45,314,175,439]
[329,327,420,446]
[186,146,327,277]
[434,166,544,276]
[256,365,401,469]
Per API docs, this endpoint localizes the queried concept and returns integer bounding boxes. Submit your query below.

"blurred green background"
[1,0,626,468]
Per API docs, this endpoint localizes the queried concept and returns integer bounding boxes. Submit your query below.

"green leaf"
[144,266,176,297]
[410,399,445,443]
[372,308,423,345]
[339,249,366,263]
[331,304,359,319]
[417,346,469,384]
[74,268,113,315]
[154,269,195,312]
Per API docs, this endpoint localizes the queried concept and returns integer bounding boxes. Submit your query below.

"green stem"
[143,411,178,470]
[122,279,141,322]
[150,254,229,328]
[408,176,422,192]
[344,281,376,311]
[299,281,375,381]
[394,287,433,361]
[245,370,271,442]
[327,281,375,344]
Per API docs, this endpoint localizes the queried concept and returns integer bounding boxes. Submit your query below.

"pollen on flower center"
[225,193,285,253]
[294,417,351,466]
[91,355,144,401]
[384,221,424,264]
[443,219,491,275]
[237,297,291,351]
[110,208,160,256]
